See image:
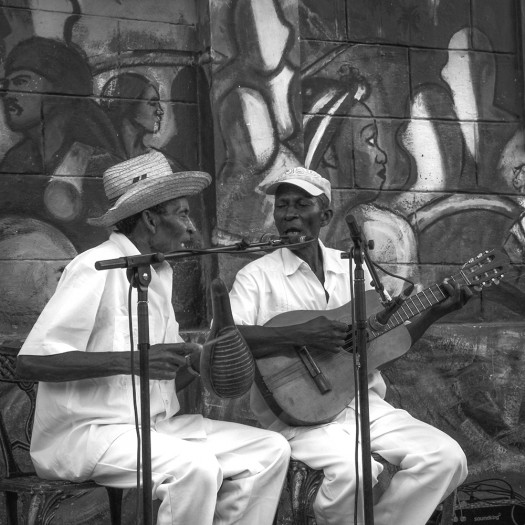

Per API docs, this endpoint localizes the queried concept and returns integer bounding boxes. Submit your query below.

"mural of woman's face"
[333,101,387,189]
[3,70,51,131]
[132,84,164,134]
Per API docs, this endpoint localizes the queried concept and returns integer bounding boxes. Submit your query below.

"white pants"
[91,417,290,525]
[287,395,467,525]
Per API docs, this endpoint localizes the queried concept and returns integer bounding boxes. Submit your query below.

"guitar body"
[257,290,412,426]
[253,249,506,426]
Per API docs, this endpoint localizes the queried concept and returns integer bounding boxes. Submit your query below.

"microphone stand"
[94,237,314,525]
[343,215,377,525]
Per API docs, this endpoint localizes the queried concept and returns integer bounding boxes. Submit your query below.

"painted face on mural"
[2,70,52,131]
[132,85,164,134]
[333,101,387,190]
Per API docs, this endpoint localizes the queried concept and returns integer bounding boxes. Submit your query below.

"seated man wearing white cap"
[16,151,290,525]
[229,166,472,525]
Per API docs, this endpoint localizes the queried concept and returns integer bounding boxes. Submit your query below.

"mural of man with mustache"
[0,36,122,176]
[0,36,123,240]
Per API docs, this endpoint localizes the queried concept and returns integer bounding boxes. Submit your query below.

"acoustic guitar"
[254,250,507,426]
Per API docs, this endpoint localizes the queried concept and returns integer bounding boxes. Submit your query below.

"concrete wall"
[1,0,524,522]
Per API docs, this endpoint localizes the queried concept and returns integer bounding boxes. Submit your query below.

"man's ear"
[141,209,158,233]
[320,207,333,227]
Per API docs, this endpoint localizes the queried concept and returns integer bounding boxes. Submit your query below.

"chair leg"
[106,487,123,525]
[5,491,18,525]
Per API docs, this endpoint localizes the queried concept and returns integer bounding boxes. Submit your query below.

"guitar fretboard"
[367,271,468,340]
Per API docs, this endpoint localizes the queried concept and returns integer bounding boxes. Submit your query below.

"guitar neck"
[367,271,467,339]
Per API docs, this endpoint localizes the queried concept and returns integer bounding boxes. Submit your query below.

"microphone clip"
[368,283,414,331]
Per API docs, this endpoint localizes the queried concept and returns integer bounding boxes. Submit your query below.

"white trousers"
[287,395,467,525]
[91,417,290,525]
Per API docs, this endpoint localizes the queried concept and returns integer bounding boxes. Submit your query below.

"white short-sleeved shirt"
[229,241,387,436]
[19,232,205,481]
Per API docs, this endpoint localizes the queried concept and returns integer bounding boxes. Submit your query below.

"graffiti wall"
[0,0,524,522]
[0,0,215,339]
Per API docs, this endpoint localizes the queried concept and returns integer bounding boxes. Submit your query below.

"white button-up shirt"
[20,232,205,481]
[229,241,387,436]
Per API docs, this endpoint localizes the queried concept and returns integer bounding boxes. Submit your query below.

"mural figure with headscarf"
[302,65,418,293]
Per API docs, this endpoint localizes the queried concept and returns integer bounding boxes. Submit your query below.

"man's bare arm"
[17,343,202,383]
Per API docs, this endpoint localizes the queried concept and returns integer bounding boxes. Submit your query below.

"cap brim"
[264,178,324,197]
[88,171,211,228]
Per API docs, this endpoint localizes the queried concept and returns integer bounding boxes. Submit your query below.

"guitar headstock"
[461,250,507,288]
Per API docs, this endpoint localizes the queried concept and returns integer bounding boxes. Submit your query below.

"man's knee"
[268,432,292,464]
[159,448,222,491]
[441,439,468,482]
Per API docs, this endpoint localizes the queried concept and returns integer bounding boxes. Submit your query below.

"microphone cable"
[127,280,142,524]
[368,256,415,291]
[349,260,361,525]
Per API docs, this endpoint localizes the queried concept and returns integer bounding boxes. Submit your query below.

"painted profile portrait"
[99,72,164,160]
[302,65,417,291]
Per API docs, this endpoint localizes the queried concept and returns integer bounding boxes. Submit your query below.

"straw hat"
[88,151,211,228]
[257,166,332,202]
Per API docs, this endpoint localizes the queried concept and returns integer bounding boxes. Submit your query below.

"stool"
[278,457,456,525]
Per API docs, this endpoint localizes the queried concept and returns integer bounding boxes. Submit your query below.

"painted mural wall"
[0,0,524,522]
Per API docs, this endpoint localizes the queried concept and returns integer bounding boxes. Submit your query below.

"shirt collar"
[281,239,347,277]
[109,231,141,256]
[108,232,173,291]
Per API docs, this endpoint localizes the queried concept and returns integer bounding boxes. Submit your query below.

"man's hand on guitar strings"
[293,316,349,353]
[436,279,474,314]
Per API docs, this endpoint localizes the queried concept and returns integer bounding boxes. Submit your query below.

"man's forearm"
[405,309,445,345]
[237,325,296,357]
[17,351,133,382]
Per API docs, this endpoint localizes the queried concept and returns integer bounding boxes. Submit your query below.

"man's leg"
[91,427,223,525]
[369,396,467,525]
[286,414,384,525]
[201,418,291,525]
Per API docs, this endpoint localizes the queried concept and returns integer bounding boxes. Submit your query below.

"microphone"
[95,252,165,270]
[345,214,363,243]
[368,283,415,331]
[258,233,315,245]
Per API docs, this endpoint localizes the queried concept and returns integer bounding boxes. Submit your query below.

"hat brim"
[88,171,211,228]
[264,178,325,198]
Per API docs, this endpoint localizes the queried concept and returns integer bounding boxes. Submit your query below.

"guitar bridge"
[296,346,332,394]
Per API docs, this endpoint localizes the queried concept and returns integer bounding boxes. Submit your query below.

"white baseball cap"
[258,166,331,202]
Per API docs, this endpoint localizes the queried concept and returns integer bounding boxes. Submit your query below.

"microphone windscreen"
[200,278,255,398]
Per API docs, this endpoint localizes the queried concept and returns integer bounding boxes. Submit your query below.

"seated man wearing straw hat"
[16,151,290,525]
